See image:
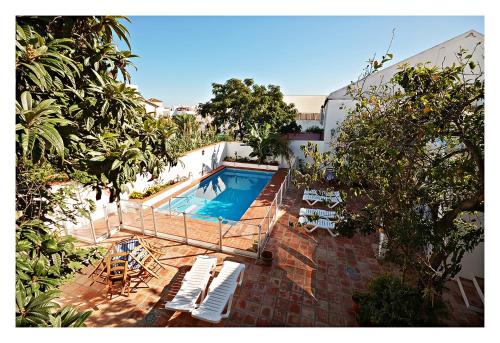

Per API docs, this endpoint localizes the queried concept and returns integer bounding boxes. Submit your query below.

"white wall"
[322,99,356,143]
[225,141,253,159]
[50,183,113,227]
[145,103,167,119]
[456,212,484,279]
[125,142,227,195]
[458,242,484,279]
[289,140,326,165]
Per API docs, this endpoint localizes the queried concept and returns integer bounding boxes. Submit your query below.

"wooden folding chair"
[105,252,131,299]
[88,235,167,290]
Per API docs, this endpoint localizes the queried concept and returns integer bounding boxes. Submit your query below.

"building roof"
[144,99,160,107]
[326,30,484,101]
[148,97,163,103]
[283,95,327,113]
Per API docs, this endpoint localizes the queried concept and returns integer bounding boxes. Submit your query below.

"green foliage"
[170,124,227,156]
[198,78,300,140]
[16,16,180,202]
[15,16,161,327]
[244,123,291,164]
[293,141,334,191]
[317,46,483,302]
[128,178,186,200]
[224,155,279,165]
[16,215,106,291]
[173,114,198,135]
[128,191,144,199]
[16,282,91,327]
[304,126,324,134]
[16,91,72,162]
[354,274,446,326]
[15,212,105,327]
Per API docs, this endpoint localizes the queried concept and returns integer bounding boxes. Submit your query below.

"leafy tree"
[16,282,91,327]
[16,16,179,202]
[198,78,300,140]
[16,92,71,161]
[14,16,180,327]
[332,48,484,304]
[297,47,484,309]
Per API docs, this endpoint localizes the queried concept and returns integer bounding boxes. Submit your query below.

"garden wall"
[289,139,327,165]
[126,142,227,195]
[225,141,253,160]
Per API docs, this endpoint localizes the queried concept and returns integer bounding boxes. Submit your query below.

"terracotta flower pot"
[261,250,273,266]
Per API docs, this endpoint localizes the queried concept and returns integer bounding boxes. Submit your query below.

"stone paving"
[59,183,484,327]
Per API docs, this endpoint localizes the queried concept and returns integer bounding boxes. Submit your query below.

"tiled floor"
[60,180,484,327]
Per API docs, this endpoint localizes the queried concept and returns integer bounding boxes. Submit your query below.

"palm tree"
[246,124,291,164]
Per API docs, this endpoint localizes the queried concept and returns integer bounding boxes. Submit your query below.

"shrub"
[128,191,144,199]
[143,184,163,197]
[353,274,447,326]
[304,126,324,134]
[129,178,183,200]
[216,133,233,141]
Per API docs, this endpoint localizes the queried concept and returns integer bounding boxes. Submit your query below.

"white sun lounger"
[298,216,338,237]
[191,260,245,323]
[303,190,342,208]
[299,207,337,219]
[165,255,217,312]
[304,189,337,195]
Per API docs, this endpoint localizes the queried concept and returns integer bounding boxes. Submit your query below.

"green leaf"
[111,159,122,170]
[38,123,65,157]
[20,91,32,110]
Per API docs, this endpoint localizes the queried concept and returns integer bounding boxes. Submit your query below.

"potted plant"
[260,250,273,266]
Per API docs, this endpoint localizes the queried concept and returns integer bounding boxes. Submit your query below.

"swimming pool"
[159,168,275,222]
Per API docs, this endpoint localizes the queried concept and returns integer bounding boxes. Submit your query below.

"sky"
[119,16,484,106]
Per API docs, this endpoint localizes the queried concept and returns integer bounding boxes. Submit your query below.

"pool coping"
[149,165,286,227]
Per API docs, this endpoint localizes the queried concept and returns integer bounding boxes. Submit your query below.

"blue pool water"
[160,168,274,222]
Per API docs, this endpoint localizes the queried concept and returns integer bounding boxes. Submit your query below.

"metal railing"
[119,199,261,259]
[99,162,295,259]
[63,202,121,244]
[256,161,295,257]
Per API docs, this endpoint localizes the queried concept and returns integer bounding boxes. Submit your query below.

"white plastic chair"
[190,260,245,323]
[164,255,217,312]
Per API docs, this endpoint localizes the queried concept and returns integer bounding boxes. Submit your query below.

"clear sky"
[121,16,484,106]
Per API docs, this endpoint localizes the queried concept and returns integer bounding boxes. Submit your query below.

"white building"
[172,105,197,116]
[145,97,171,118]
[321,30,484,146]
[283,95,326,132]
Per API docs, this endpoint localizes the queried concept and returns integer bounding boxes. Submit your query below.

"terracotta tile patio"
[59,180,484,327]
